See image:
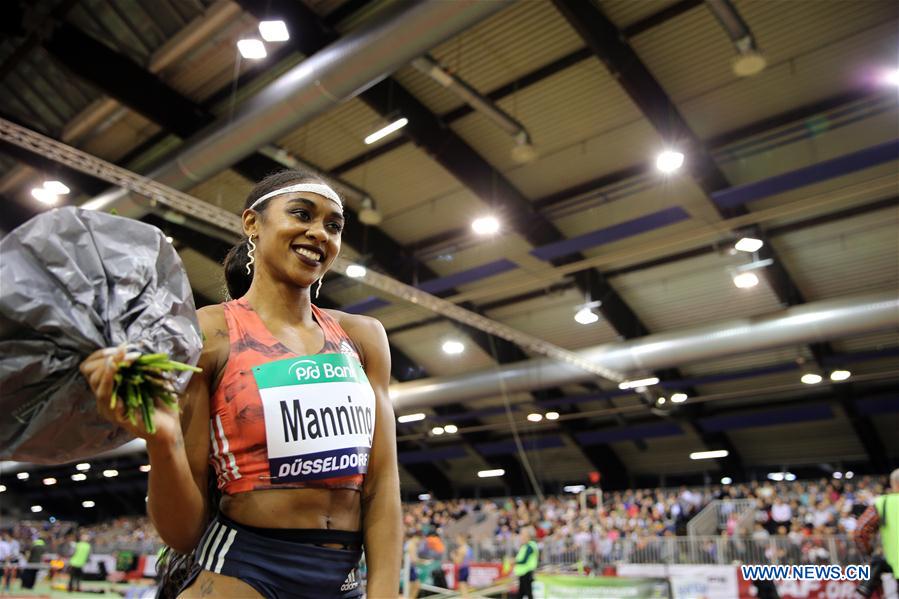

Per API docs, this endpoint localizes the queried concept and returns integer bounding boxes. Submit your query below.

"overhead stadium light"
[801,373,823,385]
[76,463,90,471]
[0,485,5,493]
[418,494,431,501]
[71,473,87,482]
[397,413,425,424]
[431,427,445,436]
[734,237,764,253]
[671,393,688,403]
[443,424,458,434]
[690,450,729,460]
[103,469,119,478]
[442,340,464,355]
[574,307,599,325]
[31,187,59,205]
[619,377,659,390]
[31,505,42,513]
[527,413,543,422]
[721,477,733,485]
[82,500,95,508]
[258,20,289,42]
[545,412,559,420]
[17,472,29,480]
[564,485,586,493]
[43,478,57,486]
[733,272,759,288]
[237,39,267,60]
[830,370,851,381]
[471,216,500,235]
[43,181,70,195]
[656,150,684,174]
[140,465,152,473]
[364,118,408,145]
[345,264,367,278]
[478,469,505,478]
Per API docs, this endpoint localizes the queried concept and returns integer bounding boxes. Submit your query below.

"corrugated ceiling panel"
[422,235,533,279]
[276,99,385,171]
[449,59,647,177]
[373,186,485,247]
[550,182,719,273]
[506,118,661,202]
[832,331,899,354]
[683,348,800,377]
[188,168,254,214]
[632,0,896,104]
[729,420,868,466]
[372,301,449,332]
[693,370,803,401]
[600,0,686,29]
[178,247,226,301]
[772,206,899,301]
[613,433,712,475]
[629,0,899,138]
[612,251,785,333]
[486,286,620,351]
[161,12,261,103]
[527,445,595,484]
[390,320,497,377]
[717,107,899,191]
[340,143,462,216]
[392,1,584,117]
[680,21,899,139]
[79,111,162,163]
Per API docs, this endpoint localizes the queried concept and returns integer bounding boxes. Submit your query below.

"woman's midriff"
[221,487,362,531]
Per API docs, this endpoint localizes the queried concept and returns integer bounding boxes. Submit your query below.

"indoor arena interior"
[0,0,897,598]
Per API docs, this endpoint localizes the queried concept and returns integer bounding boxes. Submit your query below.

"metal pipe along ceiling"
[389,291,899,410]
[82,0,510,217]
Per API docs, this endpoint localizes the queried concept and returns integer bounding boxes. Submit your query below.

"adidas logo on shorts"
[340,569,359,592]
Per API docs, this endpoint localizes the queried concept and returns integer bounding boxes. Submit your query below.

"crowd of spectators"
[399,476,888,567]
[2,476,888,569]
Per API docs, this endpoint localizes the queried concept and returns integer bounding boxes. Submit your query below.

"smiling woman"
[223,171,345,300]
[80,169,402,599]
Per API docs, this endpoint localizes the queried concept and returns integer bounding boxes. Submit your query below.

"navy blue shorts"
[184,513,363,599]
[458,566,470,583]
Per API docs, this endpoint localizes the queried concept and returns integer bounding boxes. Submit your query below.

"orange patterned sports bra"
[208,298,367,495]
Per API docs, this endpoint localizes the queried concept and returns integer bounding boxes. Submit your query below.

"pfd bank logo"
[288,358,357,382]
[741,564,871,581]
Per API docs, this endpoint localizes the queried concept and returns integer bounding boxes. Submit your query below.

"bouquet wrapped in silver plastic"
[0,206,202,463]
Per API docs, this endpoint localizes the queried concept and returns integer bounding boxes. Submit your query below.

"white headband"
[248,183,341,211]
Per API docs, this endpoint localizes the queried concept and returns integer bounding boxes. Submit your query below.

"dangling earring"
[315,278,323,299]
[245,235,257,275]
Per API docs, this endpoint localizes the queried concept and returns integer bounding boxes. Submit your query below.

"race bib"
[253,353,376,483]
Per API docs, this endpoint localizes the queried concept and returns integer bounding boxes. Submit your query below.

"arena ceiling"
[0,0,897,511]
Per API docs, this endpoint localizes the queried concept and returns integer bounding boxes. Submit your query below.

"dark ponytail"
[223,238,253,300]
[221,169,340,300]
